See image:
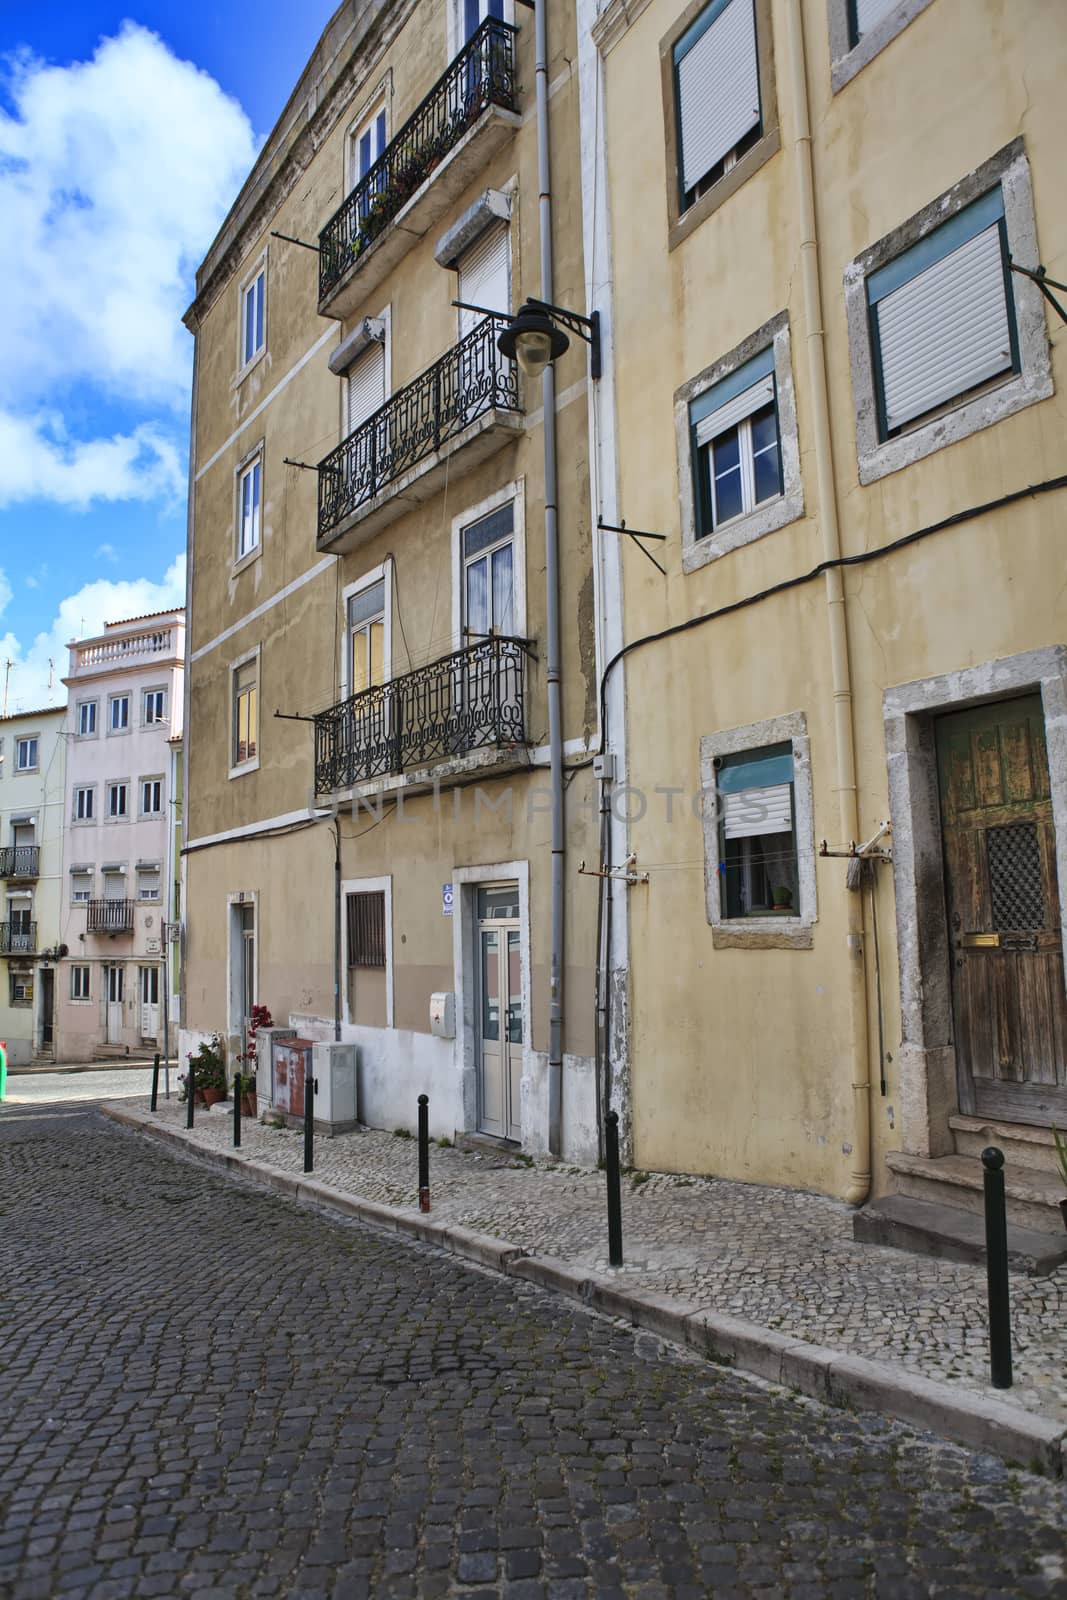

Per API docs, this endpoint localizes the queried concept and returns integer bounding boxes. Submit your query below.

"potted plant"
[772,886,795,914]
[1054,1128,1067,1232]
[236,1004,273,1119]
[187,1034,227,1107]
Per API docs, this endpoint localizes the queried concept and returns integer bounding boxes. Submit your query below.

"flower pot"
[194,1088,207,1107]
[241,1092,258,1119]
[201,1087,224,1109]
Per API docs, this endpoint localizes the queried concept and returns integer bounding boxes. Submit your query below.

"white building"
[0,707,67,1066]
[56,611,185,1061]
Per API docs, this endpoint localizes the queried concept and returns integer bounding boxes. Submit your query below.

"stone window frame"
[105,778,130,823]
[70,964,92,1003]
[844,140,1053,487]
[233,439,264,575]
[15,735,39,772]
[700,710,817,950]
[75,698,98,740]
[229,645,262,781]
[828,0,936,95]
[660,0,780,253]
[341,874,394,1029]
[72,783,96,825]
[675,311,803,575]
[236,247,268,383]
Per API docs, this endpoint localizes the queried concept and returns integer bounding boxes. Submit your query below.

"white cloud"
[0,24,256,508]
[0,553,186,713]
[94,544,119,564]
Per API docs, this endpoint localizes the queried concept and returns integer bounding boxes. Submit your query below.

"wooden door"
[936,695,1067,1125]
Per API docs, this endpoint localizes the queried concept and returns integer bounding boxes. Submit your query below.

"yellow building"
[181,0,607,1155]
[582,0,1067,1232]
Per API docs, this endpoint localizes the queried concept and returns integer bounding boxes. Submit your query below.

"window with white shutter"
[867,187,1018,438]
[457,223,510,339]
[346,339,386,437]
[673,0,762,210]
[690,346,781,537]
[717,744,798,918]
[848,0,899,45]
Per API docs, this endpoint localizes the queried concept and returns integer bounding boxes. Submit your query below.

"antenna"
[48,658,54,691]
[2,659,10,718]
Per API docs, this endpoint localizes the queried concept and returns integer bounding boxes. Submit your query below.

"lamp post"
[496,298,601,380]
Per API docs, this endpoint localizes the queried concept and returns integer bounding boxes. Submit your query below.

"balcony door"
[464,0,504,40]
[8,899,32,953]
[140,965,160,1043]
[106,965,124,1044]
[345,578,390,769]
[460,504,516,750]
[476,883,523,1141]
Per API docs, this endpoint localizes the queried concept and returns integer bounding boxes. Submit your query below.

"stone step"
[853,1193,1067,1276]
[949,1113,1064,1174]
[886,1151,1066,1234]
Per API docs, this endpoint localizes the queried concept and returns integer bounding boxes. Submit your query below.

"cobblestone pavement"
[139,1100,1067,1427]
[2,1105,1066,1600]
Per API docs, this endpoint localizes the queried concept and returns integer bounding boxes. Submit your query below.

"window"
[74,786,95,822]
[347,581,386,697]
[700,712,816,946]
[109,695,130,732]
[829,0,936,93]
[241,267,265,367]
[143,689,166,725]
[346,891,386,966]
[71,871,93,904]
[457,223,510,340]
[137,867,161,902]
[350,102,387,197]
[141,779,163,815]
[867,189,1017,440]
[463,504,515,639]
[845,143,1051,485]
[691,346,781,537]
[462,0,505,43]
[78,701,97,737]
[16,737,37,771]
[107,782,128,819]
[848,0,897,43]
[346,340,386,438]
[71,966,91,1001]
[9,972,32,1007]
[103,871,126,901]
[238,457,261,559]
[233,658,258,769]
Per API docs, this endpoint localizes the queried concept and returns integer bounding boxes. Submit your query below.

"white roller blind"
[346,340,386,436]
[876,222,1012,433]
[853,0,898,38]
[723,783,792,840]
[458,223,510,338]
[677,0,760,197]
[695,374,774,447]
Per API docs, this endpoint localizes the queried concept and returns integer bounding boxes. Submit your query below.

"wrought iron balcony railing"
[317,315,520,540]
[318,18,518,302]
[0,921,37,955]
[0,845,40,879]
[314,636,528,793]
[86,898,135,934]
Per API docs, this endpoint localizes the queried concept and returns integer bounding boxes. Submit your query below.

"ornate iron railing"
[0,921,37,955]
[0,846,39,879]
[318,18,519,301]
[314,636,528,792]
[317,316,520,539]
[86,898,135,934]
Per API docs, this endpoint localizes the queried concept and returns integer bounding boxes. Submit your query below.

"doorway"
[936,693,1067,1126]
[105,965,124,1044]
[475,882,522,1140]
[37,968,54,1052]
[139,965,160,1042]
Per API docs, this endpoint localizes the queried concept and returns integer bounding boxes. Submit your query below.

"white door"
[106,965,124,1044]
[476,883,523,1141]
[140,965,160,1041]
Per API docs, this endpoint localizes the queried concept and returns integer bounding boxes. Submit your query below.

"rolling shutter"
[694,374,774,447]
[346,340,386,436]
[874,222,1013,433]
[458,223,510,339]
[853,0,898,39]
[676,0,760,198]
[722,783,792,840]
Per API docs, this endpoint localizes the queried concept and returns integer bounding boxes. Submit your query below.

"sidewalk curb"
[101,1103,1067,1478]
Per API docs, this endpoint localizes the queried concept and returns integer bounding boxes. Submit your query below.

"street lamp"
[497,297,601,380]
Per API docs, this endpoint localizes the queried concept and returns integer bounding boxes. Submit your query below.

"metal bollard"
[304,1071,316,1174]
[186,1055,195,1129]
[982,1146,1012,1388]
[418,1094,430,1213]
[233,1074,241,1148]
[151,1052,160,1113]
[605,1109,623,1267]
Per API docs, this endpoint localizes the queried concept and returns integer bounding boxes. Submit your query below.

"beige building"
[582,0,1067,1233]
[181,0,609,1155]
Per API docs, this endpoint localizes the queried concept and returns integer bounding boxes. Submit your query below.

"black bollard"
[304,1069,316,1174]
[233,1074,241,1148]
[605,1109,623,1267]
[418,1094,430,1213]
[151,1052,160,1113]
[982,1147,1012,1388]
[186,1055,195,1129]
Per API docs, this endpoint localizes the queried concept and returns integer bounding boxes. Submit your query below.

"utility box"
[256,1027,295,1109]
[312,1041,358,1133]
[429,991,455,1039]
[272,1037,314,1119]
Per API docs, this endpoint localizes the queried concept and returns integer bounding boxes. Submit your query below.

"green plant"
[393,1127,412,1140]
[436,1136,453,1149]
[1053,1126,1067,1188]
[772,885,794,909]
[187,1033,226,1094]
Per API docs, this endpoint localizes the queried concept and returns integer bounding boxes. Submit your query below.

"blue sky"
[0,1,336,712]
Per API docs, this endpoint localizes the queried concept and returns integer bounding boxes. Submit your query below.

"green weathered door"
[936,694,1067,1126]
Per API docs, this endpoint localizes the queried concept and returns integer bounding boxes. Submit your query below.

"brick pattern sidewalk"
[141,1098,1067,1426]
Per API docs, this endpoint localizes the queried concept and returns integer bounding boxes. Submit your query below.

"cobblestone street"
[1,1106,1066,1598]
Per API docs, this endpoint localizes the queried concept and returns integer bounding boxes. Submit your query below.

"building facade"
[0,708,67,1066]
[56,613,185,1061]
[581,0,1067,1225]
[181,0,607,1155]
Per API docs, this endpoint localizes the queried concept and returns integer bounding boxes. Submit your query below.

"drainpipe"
[535,0,564,1156]
[333,819,342,1043]
[783,0,871,1205]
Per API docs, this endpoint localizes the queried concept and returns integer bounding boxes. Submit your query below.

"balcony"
[86,898,135,935]
[317,316,522,552]
[0,922,37,956]
[318,18,520,318]
[314,637,528,795]
[0,846,40,880]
